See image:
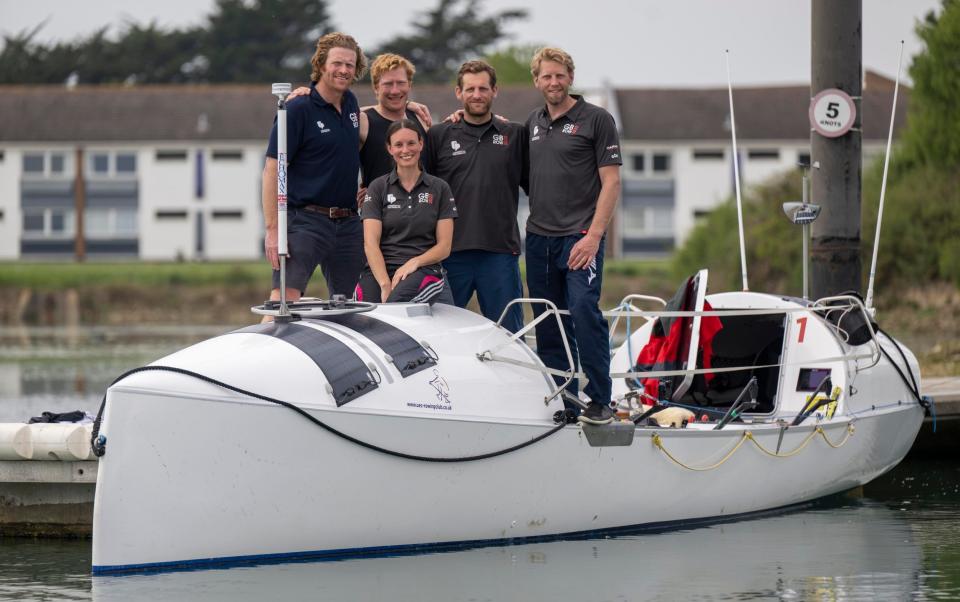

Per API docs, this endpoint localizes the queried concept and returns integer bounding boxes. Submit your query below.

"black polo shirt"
[525,95,622,236]
[360,107,428,186]
[424,118,528,254]
[266,84,361,210]
[361,170,458,265]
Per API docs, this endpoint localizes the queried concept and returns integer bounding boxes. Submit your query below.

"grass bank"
[1,260,956,375]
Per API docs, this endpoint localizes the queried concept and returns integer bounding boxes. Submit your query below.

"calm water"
[1,328,958,601]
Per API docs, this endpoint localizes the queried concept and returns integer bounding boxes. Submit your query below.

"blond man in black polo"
[524,47,622,425]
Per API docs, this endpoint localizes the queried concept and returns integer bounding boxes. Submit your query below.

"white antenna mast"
[726,50,749,291]
[865,41,905,311]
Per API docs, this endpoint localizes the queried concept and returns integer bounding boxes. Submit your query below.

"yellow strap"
[652,423,855,470]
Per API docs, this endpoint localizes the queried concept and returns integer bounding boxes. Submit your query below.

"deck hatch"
[308,314,436,378]
[235,322,377,406]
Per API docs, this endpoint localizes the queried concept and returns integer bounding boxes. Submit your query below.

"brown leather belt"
[300,205,357,219]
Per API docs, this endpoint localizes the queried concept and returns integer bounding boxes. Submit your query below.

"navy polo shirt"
[266,84,361,210]
[525,95,622,236]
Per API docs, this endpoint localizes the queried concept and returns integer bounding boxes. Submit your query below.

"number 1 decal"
[796,317,808,343]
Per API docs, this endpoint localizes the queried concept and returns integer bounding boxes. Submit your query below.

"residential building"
[0,73,906,261]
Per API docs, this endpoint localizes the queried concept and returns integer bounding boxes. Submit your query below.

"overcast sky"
[0,0,941,88]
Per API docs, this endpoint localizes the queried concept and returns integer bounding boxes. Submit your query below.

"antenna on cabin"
[865,41,905,312]
[272,82,292,319]
[726,50,749,291]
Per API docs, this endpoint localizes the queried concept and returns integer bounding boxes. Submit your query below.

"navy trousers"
[443,250,524,333]
[525,232,611,408]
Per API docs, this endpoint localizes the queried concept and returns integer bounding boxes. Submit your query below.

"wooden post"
[74,147,86,262]
[810,0,862,297]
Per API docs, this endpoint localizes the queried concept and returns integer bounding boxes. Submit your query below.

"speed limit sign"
[809,88,856,138]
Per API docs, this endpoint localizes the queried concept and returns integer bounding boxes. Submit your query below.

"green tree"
[376,0,526,83]
[898,0,960,169]
[201,0,332,83]
[484,44,541,85]
[677,0,960,293]
[0,0,331,84]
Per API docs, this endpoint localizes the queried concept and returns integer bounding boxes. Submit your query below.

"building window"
[748,149,780,160]
[22,151,72,178]
[652,153,671,173]
[622,205,674,237]
[798,152,812,166]
[85,208,139,238]
[212,149,244,161]
[22,208,74,239]
[116,153,137,173]
[156,150,188,161]
[0,150,5,162]
[631,154,645,173]
[693,149,724,160]
[91,153,110,174]
[50,154,66,174]
[87,151,138,178]
[156,210,188,219]
[212,210,244,219]
[23,212,45,233]
[23,154,45,173]
[622,209,645,234]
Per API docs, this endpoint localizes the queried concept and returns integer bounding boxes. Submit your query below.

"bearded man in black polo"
[524,47,623,425]
[423,60,527,332]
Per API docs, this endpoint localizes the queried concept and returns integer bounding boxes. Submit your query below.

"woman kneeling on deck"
[356,118,458,304]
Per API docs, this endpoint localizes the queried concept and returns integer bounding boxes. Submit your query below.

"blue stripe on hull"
[92,498,824,575]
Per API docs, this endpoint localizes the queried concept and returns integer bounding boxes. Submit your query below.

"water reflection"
[0,325,230,422]
[86,503,922,602]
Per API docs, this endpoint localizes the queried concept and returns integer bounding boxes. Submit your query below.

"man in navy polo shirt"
[424,60,527,333]
[525,47,622,425]
[261,32,366,309]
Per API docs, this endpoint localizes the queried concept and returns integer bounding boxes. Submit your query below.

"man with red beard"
[359,54,432,187]
[423,60,527,332]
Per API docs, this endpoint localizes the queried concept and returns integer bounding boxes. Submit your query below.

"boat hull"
[91,385,922,573]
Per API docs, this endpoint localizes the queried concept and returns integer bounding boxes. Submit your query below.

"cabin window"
[673,312,786,414]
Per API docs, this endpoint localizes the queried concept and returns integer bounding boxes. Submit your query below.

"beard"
[463,100,492,118]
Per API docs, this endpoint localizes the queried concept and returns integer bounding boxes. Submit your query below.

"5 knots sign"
[809,88,856,138]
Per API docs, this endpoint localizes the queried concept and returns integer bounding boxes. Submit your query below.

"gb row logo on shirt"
[562,123,580,135]
[418,192,434,204]
[492,134,508,146]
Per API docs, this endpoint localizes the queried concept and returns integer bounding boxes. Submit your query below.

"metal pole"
[802,171,809,299]
[272,83,292,316]
[865,41,905,311]
[810,0,862,298]
[73,147,86,262]
[725,50,749,291]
